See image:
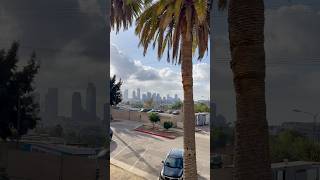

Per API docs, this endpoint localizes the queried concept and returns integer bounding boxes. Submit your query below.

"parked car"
[167,110,173,114]
[211,154,223,169]
[172,110,180,115]
[147,109,158,113]
[155,110,164,113]
[140,108,152,112]
[159,149,184,180]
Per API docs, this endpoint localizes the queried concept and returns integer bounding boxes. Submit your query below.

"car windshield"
[165,157,183,168]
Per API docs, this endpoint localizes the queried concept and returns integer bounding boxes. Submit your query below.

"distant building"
[132,90,136,100]
[174,94,178,101]
[72,92,83,121]
[147,92,152,100]
[142,94,147,102]
[44,88,58,123]
[137,88,140,100]
[86,82,96,121]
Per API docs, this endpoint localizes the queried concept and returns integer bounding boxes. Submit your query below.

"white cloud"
[110,44,210,100]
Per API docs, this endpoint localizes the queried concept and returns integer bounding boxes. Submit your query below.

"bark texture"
[228,0,272,179]
[181,19,197,180]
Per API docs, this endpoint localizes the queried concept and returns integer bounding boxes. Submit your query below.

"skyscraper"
[142,94,147,102]
[86,82,96,120]
[72,92,83,121]
[137,88,141,100]
[174,94,178,101]
[45,88,58,122]
[147,92,151,100]
[132,90,136,100]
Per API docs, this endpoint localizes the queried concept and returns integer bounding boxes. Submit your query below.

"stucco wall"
[111,109,183,127]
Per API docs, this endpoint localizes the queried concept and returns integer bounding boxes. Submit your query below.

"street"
[110,120,210,179]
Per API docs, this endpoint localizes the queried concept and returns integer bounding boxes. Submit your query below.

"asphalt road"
[110,120,210,179]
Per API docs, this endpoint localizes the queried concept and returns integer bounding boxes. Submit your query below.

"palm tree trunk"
[228,0,271,179]
[181,23,197,180]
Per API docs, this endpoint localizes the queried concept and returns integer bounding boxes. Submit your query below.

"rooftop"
[271,161,320,169]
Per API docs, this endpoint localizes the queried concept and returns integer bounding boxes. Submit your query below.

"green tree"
[110,75,123,106]
[135,0,218,177]
[148,112,160,129]
[194,103,210,113]
[270,130,320,162]
[170,100,183,110]
[131,102,143,108]
[0,42,40,141]
[163,121,173,130]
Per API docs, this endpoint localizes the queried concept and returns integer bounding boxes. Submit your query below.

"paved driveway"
[110,120,210,179]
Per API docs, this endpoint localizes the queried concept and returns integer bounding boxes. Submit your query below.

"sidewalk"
[110,158,158,180]
[111,164,146,180]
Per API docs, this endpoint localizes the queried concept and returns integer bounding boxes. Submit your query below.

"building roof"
[271,161,320,169]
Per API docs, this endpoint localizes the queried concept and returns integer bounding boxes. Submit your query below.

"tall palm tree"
[227,0,271,179]
[111,0,151,32]
[135,0,220,179]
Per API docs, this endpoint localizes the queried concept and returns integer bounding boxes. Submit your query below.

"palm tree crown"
[135,0,211,63]
[111,0,152,33]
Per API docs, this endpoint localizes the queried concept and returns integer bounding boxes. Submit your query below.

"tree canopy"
[270,130,320,162]
[110,75,123,106]
[0,42,40,141]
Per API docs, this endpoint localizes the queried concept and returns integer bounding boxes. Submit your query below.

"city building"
[132,90,136,100]
[44,88,58,123]
[137,88,140,100]
[72,92,83,121]
[86,82,96,120]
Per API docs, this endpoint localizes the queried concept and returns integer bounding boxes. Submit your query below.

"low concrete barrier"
[111,109,183,127]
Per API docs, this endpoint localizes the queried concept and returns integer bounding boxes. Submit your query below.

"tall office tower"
[163,97,167,104]
[86,82,96,120]
[174,94,178,101]
[124,89,129,100]
[132,90,136,100]
[142,94,147,102]
[152,93,156,100]
[72,92,83,121]
[137,88,141,100]
[45,88,58,122]
[156,93,161,103]
[166,94,171,103]
[147,92,152,100]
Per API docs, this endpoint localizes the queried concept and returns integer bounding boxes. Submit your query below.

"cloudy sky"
[111,28,210,101]
[0,0,107,118]
[1,0,320,125]
[212,0,320,125]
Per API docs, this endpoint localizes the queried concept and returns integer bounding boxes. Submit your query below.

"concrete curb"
[110,158,158,180]
[134,129,176,139]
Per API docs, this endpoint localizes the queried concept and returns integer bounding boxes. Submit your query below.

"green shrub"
[148,113,160,128]
[163,121,173,130]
